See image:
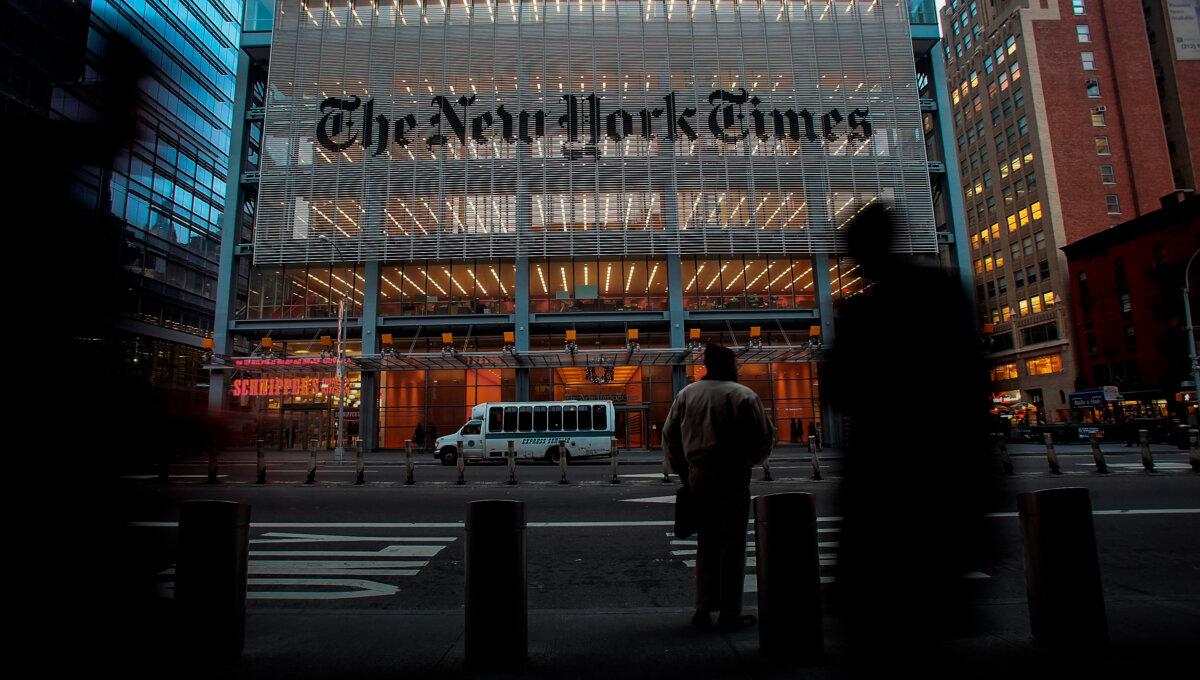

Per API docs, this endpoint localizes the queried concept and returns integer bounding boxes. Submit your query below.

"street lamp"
[319,234,350,461]
[1184,248,1200,425]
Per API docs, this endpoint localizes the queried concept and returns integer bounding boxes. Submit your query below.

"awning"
[208,344,822,373]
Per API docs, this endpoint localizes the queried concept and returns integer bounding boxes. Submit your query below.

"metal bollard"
[807,434,816,453]
[507,440,517,485]
[1043,432,1061,474]
[255,440,266,484]
[809,449,823,481]
[610,437,620,484]
[405,440,415,485]
[206,449,219,484]
[1190,430,1200,472]
[1139,429,1154,472]
[1089,432,1108,474]
[815,428,823,452]
[1017,487,1108,648]
[761,456,773,482]
[175,500,251,658]
[456,442,466,485]
[558,439,569,484]
[754,493,823,661]
[355,446,365,485]
[661,449,672,483]
[305,448,317,484]
[465,500,527,671]
[997,439,1014,475]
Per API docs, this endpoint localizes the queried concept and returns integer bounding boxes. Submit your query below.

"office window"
[1017,115,1028,136]
[1013,88,1024,109]
[1010,240,1021,261]
[1014,268,1024,288]
[984,170,993,188]
[1090,106,1106,126]
[1021,322,1059,346]
[1022,144,1034,163]
[1026,264,1037,283]
[990,106,1001,127]
[1019,208,1030,226]
[991,363,1019,381]
[1105,194,1121,214]
[1027,171,1038,188]
[1018,299,1029,316]
[1031,201,1043,220]
[970,70,980,88]
[1034,231,1046,250]
[1081,52,1096,70]
[1007,212,1018,230]
[1010,62,1022,81]
[1085,78,1100,97]
[984,56,994,74]
[1002,98,1013,117]
[987,280,996,297]
[1073,1,1086,15]
[1095,136,1111,155]
[1099,165,1116,184]
[974,259,983,274]
[1006,35,1017,54]
[1026,354,1063,376]
[971,233,981,250]
[1039,260,1051,280]
[1076,25,1091,42]
[1023,237,1034,256]
[999,71,1009,90]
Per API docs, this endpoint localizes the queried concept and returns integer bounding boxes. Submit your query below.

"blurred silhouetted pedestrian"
[825,204,997,675]
[414,423,426,453]
[663,344,775,632]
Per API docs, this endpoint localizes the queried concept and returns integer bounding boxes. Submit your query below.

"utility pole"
[1184,249,1200,426]
[335,295,347,461]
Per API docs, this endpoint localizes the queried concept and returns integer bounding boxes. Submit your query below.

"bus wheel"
[440,447,458,466]
[547,446,570,464]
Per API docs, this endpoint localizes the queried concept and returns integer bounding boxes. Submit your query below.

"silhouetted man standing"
[663,344,775,631]
[826,204,996,674]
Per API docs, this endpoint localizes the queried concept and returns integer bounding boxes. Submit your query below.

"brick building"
[940,0,1197,424]
[1061,192,1200,426]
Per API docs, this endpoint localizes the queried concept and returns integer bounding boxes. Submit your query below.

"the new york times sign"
[315,88,872,157]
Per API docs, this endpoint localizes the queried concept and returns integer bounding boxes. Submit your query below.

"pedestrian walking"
[790,418,800,444]
[663,344,775,632]
[427,422,438,453]
[806,419,818,447]
[413,422,425,454]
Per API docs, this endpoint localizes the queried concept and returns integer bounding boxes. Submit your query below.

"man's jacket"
[662,380,775,495]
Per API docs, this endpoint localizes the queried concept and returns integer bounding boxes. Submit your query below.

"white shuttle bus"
[434,400,616,466]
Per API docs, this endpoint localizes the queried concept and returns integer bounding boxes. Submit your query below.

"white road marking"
[963,571,991,580]
[619,495,678,504]
[252,532,458,544]
[246,578,399,600]
[620,473,676,479]
[122,475,229,480]
[250,545,447,558]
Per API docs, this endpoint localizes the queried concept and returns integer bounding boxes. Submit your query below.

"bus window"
[577,405,592,430]
[592,404,607,430]
[549,405,562,431]
[533,405,547,431]
[489,407,503,432]
[563,405,578,431]
[518,406,533,432]
[503,406,518,431]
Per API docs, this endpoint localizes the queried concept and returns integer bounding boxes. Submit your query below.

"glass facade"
[80,0,242,389]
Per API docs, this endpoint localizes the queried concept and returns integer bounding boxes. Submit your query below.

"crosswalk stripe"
[250,545,447,558]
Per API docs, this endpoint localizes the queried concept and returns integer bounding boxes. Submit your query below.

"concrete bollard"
[1190,430,1200,472]
[465,500,527,671]
[355,446,365,485]
[1139,429,1154,472]
[1017,487,1108,649]
[997,438,1014,475]
[1089,432,1108,474]
[810,449,823,481]
[255,440,266,484]
[754,493,823,661]
[610,437,620,484]
[558,439,569,484]
[405,440,415,485]
[815,428,823,452]
[761,457,773,482]
[175,500,251,658]
[456,442,466,485]
[206,449,219,484]
[1043,432,1061,474]
[507,440,517,485]
[305,447,317,484]
[807,434,816,453]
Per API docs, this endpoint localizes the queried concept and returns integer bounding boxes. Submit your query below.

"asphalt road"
[115,458,1199,614]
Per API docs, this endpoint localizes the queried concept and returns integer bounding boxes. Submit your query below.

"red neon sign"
[232,377,328,397]
[234,357,345,367]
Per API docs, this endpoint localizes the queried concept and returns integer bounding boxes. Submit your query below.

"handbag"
[674,485,698,539]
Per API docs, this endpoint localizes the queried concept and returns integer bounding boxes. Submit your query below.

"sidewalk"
[127,600,1198,679]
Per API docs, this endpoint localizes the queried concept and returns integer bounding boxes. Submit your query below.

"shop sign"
[1069,390,1106,408]
[1102,385,1120,402]
[992,390,1022,405]
[232,377,327,397]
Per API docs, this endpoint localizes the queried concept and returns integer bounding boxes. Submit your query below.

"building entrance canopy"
[209,345,821,373]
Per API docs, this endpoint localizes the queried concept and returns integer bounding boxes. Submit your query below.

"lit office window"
[1026,355,1063,376]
